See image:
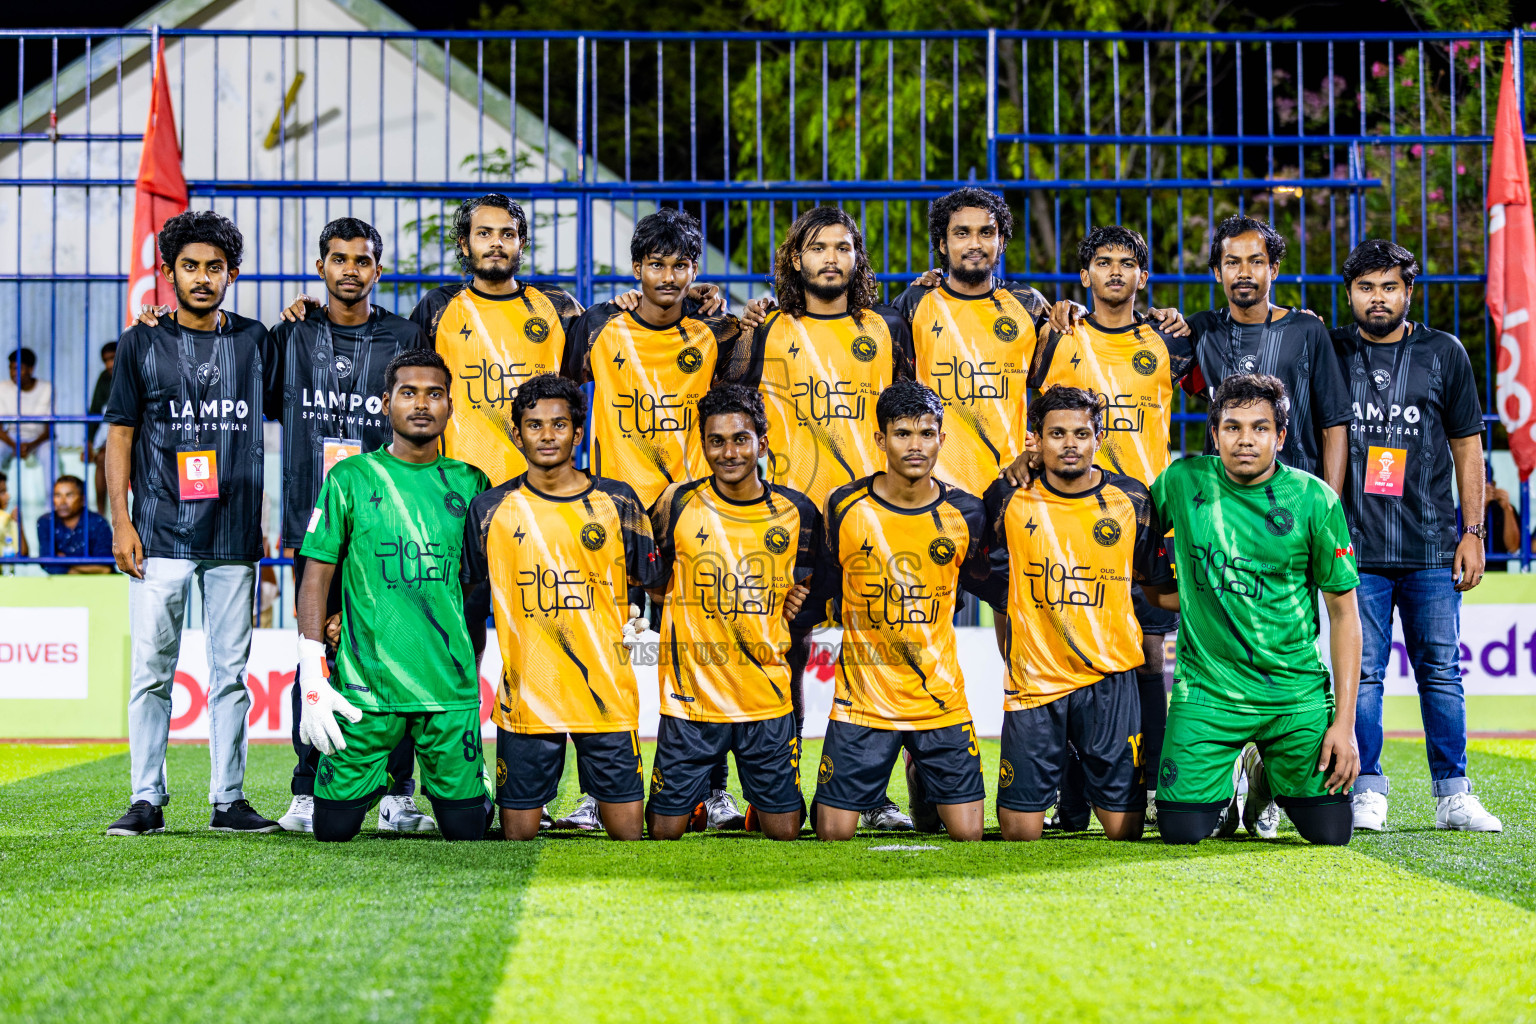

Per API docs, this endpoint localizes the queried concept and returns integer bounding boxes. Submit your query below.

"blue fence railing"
[0,25,1530,613]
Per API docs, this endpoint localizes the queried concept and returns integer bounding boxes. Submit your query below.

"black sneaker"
[210,799,281,833]
[106,801,165,836]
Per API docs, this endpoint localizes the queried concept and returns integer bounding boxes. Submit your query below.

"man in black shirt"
[270,217,439,835]
[1331,239,1501,833]
[86,341,116,514]
[103,210,282,837]
[1185,216,1352,494]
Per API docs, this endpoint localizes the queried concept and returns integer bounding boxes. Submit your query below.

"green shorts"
[316,706,490,807]
[1156,701,1348,812]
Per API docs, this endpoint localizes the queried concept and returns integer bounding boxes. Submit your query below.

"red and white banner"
[125,40,187,325]
[1490,42,1536,478]
[0,607,89,700]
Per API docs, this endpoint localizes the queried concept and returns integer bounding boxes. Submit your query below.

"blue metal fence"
[0,26,1529,600]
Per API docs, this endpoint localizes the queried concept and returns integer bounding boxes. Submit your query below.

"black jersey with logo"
[274,308,429,549]
[1332,322,1483,569]
[1188,308,1354,477]
[103,311,280,561]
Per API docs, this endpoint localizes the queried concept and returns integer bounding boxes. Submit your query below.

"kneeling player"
[1145,374,1361,846]
[813,381,992,842]
[983,386,1172,841]
[297,350,494,842]
[461,374,660,842]
[646,385,822,841]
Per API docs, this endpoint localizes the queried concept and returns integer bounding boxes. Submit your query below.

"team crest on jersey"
[580,521,608,551]
[929,536,957,565]
[317,757,335,789]
[677,346,704,374]
[496,758,507,788]
[999,759,1015,789]
[1265,506,1295,536]
[649,766,664,795]
[1093,517,1122,547]
[993,316,1020,343]
[443,490,468,518]
[1237,354,1259,374]
[818,754,834,784]
[1158,758,1177,788]
[1371,368,1392,391]
[196,362,221,387]
[523,316,550,343]
[1131,348,1158,376]
[332,354,354,379]
[764,525,791,554]
[851,335,878,362]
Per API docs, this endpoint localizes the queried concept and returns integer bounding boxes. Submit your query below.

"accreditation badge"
[1364,445,1408,497]
[177,448,220,500]
[322,437,364,479]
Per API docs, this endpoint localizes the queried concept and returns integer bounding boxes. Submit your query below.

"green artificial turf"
[0,739,1533,1024]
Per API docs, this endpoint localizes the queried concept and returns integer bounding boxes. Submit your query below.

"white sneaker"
[278,794,314,833]
[1240,745,1280,840]
[860,801,915,831]
[377,794,438,833]
[1144,790,1158,826]
[539,807,554,831]
[1436,792,1502,832]
[1351,790,1388,832]
[704,789,747,830]
[1210,753,1243,838]
[553,794,604,830]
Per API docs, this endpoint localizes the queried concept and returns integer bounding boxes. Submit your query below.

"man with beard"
[722,205,917,830]
[1184,215,1352,494]
[1026,225,1196,826]
[1327,239,1501,834]
[103,210,283,836]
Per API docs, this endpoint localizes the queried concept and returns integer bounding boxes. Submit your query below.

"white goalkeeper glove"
[621,604,647,653]
[297,635,362,756]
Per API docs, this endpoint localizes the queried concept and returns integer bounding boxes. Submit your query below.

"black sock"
[434,796,493,841]
[312,799,368,842]
[1286,802,1353,846]
[1158,809,1223,845]
[1136,671,1167,790]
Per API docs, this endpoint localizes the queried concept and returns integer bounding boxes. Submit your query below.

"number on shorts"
[461,728,479,763]
[1127,732,1143,768]
[962,723,979,757]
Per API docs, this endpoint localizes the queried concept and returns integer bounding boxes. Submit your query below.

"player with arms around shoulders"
[646,384,823,841]
[296,349,494,842]
[1144,374,1362,846]
[461,374,661,841]
[983,385,1173,841]
[813,380,995,842]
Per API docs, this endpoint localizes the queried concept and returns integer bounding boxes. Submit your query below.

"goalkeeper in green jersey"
[297,349,493,842]
[1142,374,1362,846]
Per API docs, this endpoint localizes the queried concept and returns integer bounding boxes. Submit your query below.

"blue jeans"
[127,557,255,806]
[1354,567,1471,798]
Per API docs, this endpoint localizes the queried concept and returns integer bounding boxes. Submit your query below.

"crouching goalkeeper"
[295,349,494,842]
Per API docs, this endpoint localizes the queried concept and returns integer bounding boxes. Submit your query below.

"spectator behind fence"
[1484,478,1519,573]
[37,475,113,575]
[0,470,29,562]
[86,341,118,515]
[1,348,55,556]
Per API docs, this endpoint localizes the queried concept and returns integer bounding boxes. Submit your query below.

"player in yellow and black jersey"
[889,187,1051,496]
[410,194,584,486]
[562,209,745,509]
[1024,226,1195,825]
[813,380,999,842]
[982,385,1173,842]
[644,385,825,841]
[723,206,916,512]
[460,375,661,842]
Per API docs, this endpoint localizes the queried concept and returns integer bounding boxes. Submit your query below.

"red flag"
[125,41,188,325]
[1491,43,1536,479]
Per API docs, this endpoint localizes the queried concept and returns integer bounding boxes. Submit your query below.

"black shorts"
[814,719,985,812]
[1132,583,1178,637]
[495,729,645,810]
[997,669,1146,814]
[647,713,803,816]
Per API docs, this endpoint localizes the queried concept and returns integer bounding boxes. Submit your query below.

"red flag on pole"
[1491,42,1536,479]
[125,40,187,325]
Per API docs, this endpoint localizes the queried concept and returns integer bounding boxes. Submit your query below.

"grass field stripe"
[0,743,125,786]
[1469,738,1536,761]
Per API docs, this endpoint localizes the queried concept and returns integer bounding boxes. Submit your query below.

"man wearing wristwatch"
[1330,239,1501,834]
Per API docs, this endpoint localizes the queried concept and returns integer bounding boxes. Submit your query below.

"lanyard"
[174,310,228,446]
[313,308,377,436]
[1222,306,1277,378]
[1358,329,1412,426]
